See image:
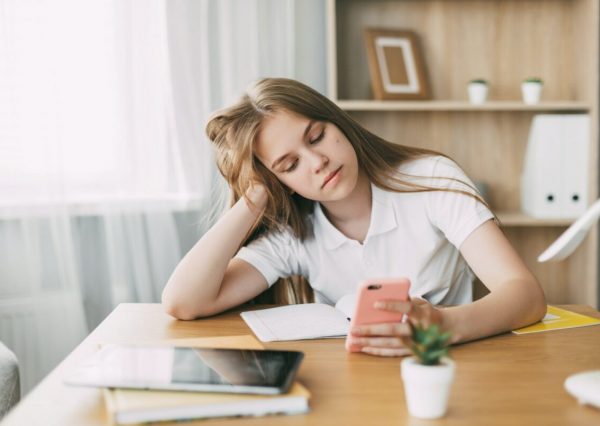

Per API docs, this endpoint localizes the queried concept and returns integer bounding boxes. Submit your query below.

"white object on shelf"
[467,82,488,104]
[521,114,589,219]
[522,82,543,104]
[564,370,600,409]
[401,357,455,419]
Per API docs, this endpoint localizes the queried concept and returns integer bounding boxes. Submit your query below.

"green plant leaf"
[410,321,452,365]
[523,76,543,83]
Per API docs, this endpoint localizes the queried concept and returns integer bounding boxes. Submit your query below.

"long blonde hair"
[206,78,489,304]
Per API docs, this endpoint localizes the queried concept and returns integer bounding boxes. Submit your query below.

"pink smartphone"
[345,277,411,353]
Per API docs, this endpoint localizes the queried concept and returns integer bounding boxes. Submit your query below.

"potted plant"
[521,77,543,104]
[400,322,454,419]
[467,78,488,104]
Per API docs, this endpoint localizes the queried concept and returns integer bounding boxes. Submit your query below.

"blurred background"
[0,0,326,395]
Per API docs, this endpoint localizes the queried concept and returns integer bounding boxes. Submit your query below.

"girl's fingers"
[351,322,411,336]
[373,300,412,313]
[350,297,445,358]
[374,298,434,322]
[374,298,438,327]
[361,346,412,357]
[409,299,442,328]
[353,336,405,347]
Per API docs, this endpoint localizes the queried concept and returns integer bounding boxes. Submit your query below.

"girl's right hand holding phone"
[348,298,445,357]
[345,278,411,354]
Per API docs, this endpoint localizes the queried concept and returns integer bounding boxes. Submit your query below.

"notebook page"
[240,304,350,342]
[334,294,356,319]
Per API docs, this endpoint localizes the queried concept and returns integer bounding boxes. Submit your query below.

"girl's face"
[254,109,360,203]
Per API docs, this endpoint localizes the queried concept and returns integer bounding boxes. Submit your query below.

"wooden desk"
[2,304,600,425]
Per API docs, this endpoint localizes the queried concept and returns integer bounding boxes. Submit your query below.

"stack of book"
[97,335,311,425]
[104,381,310,425]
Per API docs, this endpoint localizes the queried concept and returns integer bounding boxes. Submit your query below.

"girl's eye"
[310,130,325,144]
[285,160,298,173]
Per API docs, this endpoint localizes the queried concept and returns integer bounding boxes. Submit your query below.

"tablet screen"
[64,345,304,394]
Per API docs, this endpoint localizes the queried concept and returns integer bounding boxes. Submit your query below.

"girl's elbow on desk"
[161,289,217,321]
[162,297,199,320]
[520,277,547,325]
[503,274,547,328]
[162,300,221,320]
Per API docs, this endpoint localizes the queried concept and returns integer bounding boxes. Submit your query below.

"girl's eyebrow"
[270,120,315,169]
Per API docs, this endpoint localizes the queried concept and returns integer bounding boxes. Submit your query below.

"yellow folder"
[512,306,600,334]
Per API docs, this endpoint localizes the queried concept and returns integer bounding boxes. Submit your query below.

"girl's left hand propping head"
[348,298,444,357]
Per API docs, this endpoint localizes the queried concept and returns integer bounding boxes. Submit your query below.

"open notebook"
[241,294,356,342]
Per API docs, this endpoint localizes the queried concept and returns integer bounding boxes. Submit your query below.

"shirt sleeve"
[234,227,305,287]
[425,156,495,249]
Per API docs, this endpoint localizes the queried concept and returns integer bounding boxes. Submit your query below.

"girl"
[162,78,546,356]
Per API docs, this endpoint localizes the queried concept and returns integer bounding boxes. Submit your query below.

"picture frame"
[363,28,430,100]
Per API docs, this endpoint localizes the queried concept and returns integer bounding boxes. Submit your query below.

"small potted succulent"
[467,78,488,104]
[521,77,543,104]
[400,322,454,419]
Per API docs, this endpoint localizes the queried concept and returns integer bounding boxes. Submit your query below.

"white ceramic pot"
[467,82,488,104]
[401,357,455,419]
[521,82,543,104]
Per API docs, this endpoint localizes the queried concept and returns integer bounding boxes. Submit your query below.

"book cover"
[104,382,310,425]
[512,305,600,334]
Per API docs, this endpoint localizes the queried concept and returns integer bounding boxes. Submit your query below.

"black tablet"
[64,344,304,395]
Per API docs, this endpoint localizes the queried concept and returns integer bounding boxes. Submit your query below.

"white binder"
[521,114,590,219]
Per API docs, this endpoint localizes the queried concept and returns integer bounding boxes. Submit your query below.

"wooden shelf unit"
[336,100,591,112]
[326,0,599,307]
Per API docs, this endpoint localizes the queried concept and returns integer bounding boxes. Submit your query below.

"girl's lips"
[322,166,342,188]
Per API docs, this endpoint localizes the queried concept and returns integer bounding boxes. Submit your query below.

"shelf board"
[496,211,574,227]
[335,100,590,112]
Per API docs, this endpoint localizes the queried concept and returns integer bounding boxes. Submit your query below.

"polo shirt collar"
[369,183,398,238]
[314,183,398,250]
[314,202,347,249]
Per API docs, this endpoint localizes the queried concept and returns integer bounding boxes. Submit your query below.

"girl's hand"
[244,182,268,213]
[348,298,444,357]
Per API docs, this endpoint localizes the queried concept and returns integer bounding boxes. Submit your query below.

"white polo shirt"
[235,156,494,306]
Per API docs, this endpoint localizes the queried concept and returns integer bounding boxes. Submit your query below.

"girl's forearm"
[161,194,264,317]
[441,279,547,344]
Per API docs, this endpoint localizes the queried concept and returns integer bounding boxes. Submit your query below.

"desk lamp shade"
[539,199,600,410]
[538,199,600,262]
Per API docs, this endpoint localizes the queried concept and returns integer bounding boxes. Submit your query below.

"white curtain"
[0,0,326,395]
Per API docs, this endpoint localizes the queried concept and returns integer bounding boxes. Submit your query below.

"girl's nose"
[310,150,329,173]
